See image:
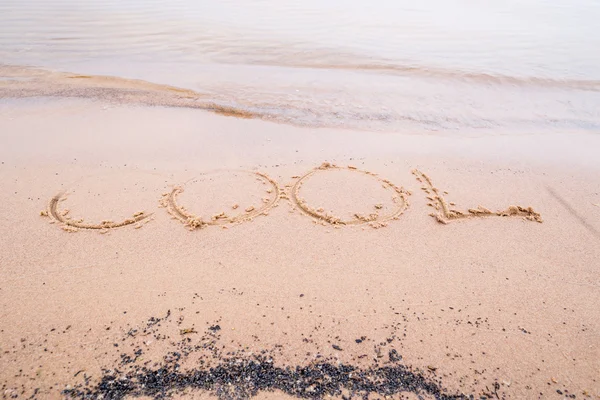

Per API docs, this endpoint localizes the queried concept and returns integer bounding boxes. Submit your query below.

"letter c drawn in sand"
[160,171,282,230]
[290,163,411,228]
[43,192,152,233]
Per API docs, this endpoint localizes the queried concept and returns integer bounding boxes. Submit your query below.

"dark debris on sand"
[63,315,470,400]
[65,356,469,400]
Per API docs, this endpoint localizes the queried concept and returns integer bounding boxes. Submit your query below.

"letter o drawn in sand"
[161,171,281,230]
[290,163,410,228]
[45,192,151,232]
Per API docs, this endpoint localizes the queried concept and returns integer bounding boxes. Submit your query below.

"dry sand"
[0,96,599,399]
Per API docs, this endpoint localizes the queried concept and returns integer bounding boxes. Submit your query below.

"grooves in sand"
[40,166,546,233]
[160,170,282,230]
[289,163,410,228]
[412,169,543,224]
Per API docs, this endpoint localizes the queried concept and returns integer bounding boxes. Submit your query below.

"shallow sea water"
[1,0,600,133]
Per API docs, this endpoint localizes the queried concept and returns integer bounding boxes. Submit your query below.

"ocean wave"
[2,64,600,133]
[249,59,600,92]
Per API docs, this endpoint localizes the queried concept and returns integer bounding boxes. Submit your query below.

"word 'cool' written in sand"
[41,163,542,232]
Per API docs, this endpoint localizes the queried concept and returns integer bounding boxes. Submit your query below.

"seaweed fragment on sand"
[64,323,468,400]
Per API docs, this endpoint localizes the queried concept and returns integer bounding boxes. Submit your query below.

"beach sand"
[0,98,599,399]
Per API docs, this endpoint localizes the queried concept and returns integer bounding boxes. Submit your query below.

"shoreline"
[3,63,600,136]
[0,98,599,399]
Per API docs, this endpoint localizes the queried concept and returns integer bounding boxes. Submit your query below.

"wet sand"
[0,98,599,399]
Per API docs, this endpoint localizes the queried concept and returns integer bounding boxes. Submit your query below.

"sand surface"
[0,98,599,399]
